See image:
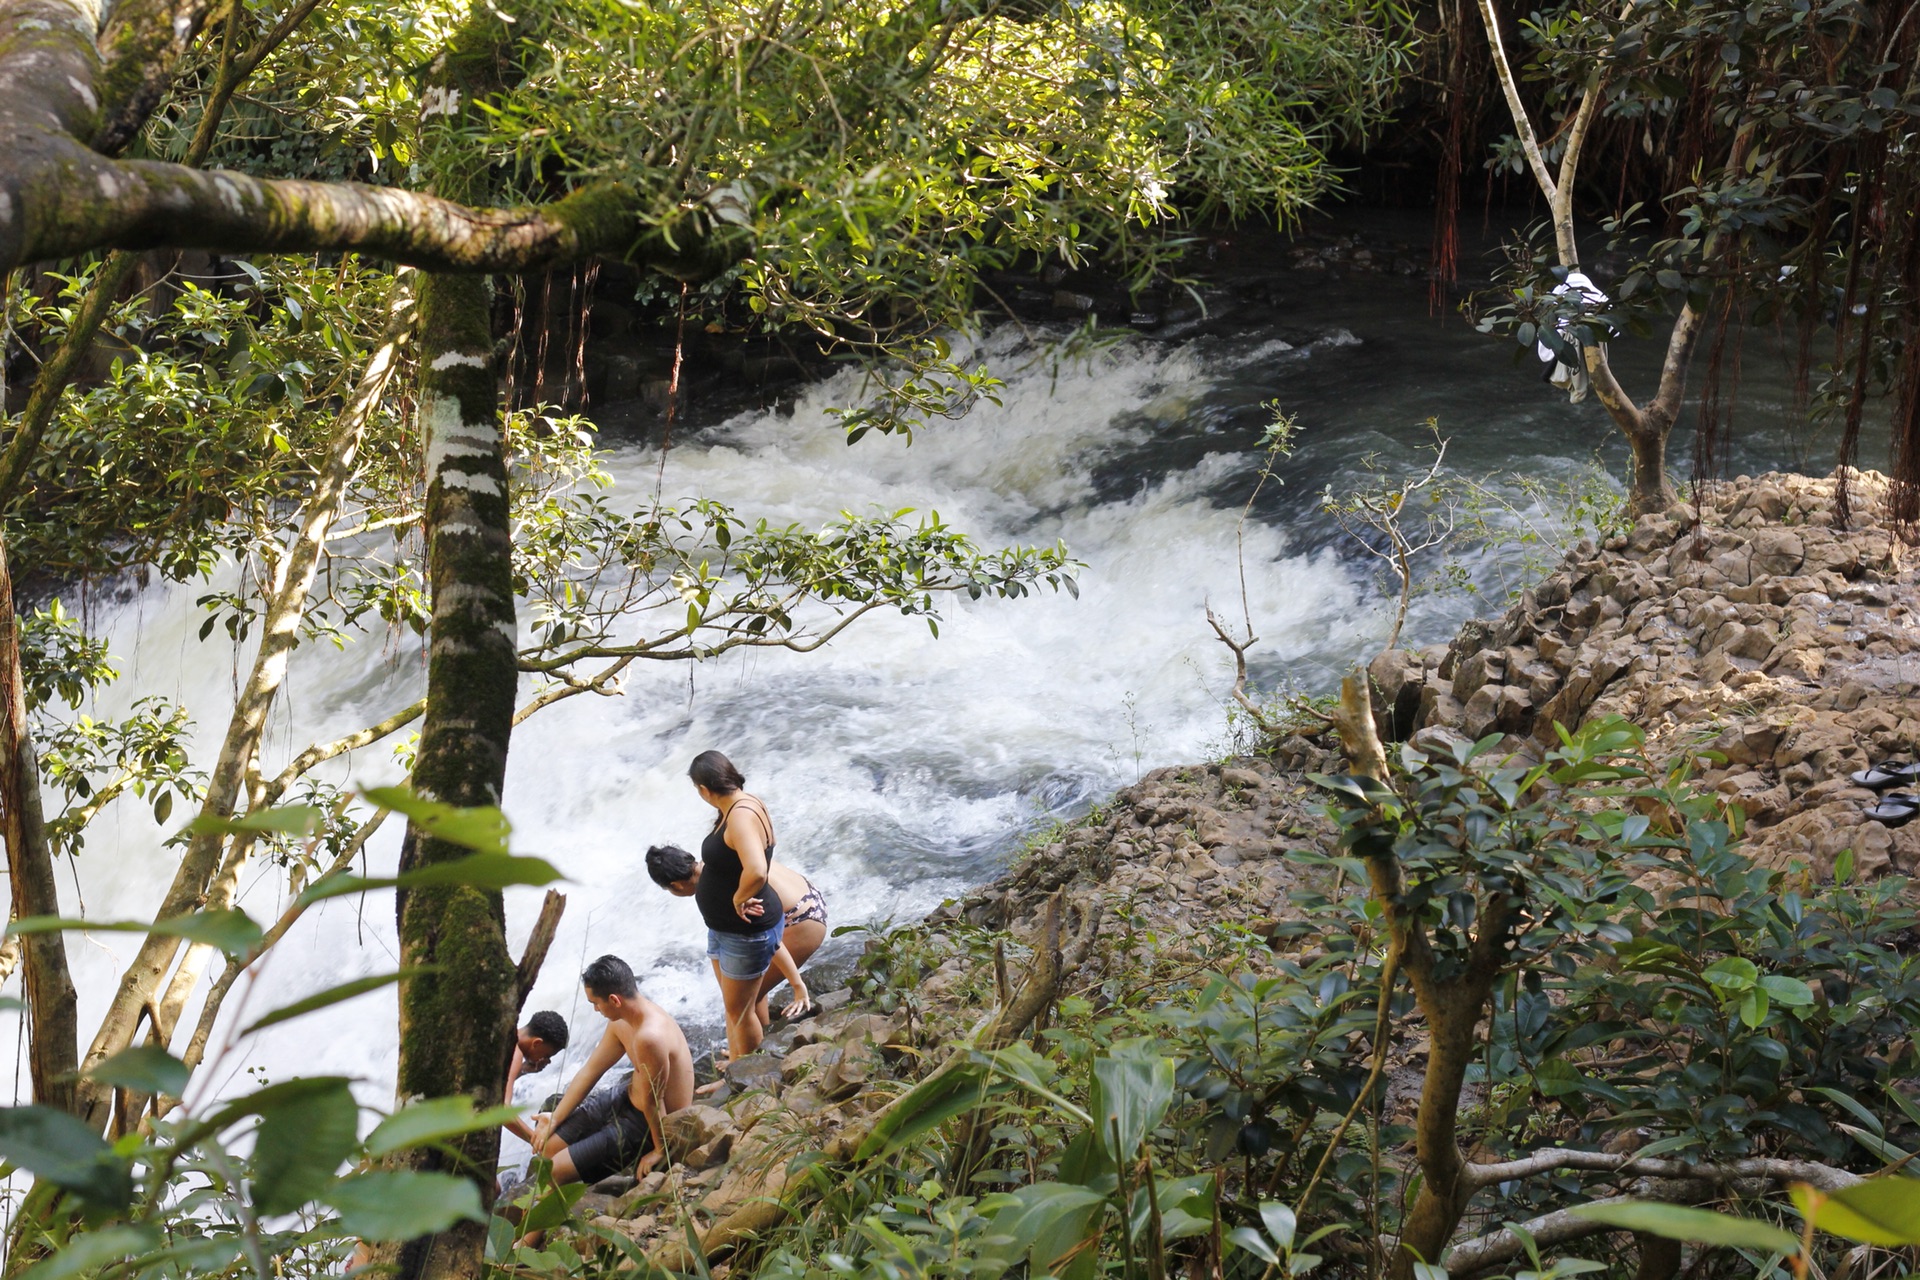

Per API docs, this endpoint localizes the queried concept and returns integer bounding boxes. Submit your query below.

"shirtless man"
[529,955,693,1184]
[502,1010,569,1145]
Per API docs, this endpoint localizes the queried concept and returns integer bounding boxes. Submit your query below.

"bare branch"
[1553,78,1605,246]
[1463,1148,1862,1191]
[258,699,426,806]
[1647,302,1707,427]
[1332,671,1388,780]
[513,890,567,1007]
[1474,0,1561,228]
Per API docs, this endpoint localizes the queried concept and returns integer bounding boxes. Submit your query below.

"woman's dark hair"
[688,750,745,794]
[581,954,638,1000]
[645,844,698,889]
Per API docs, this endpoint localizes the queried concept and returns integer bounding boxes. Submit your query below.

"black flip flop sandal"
[1851,762,1920,791]
[1866,791,1920,827]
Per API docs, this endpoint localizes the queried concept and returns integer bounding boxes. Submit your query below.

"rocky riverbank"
[1370,468,1918,879]
[549,467,1917,1261]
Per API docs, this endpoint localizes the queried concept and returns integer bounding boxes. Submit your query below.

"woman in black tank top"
[687,750,788,1065]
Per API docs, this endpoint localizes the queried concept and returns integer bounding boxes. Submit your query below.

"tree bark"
[0,0,743,278]
[1624,419,1678,516]
[1392,974,1494,1278]
[0,531,79,1114]
[379,27,523,1280]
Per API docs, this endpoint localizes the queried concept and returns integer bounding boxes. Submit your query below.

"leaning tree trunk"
[381,24,523,1280]
[0,531,79,1114]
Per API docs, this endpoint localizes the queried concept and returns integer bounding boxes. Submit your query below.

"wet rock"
[682,1132,736,1172]
[724,1053,784,1094]
[664,1105,734,1155]
[822,1039,882,1100]
[779,1042,842,1084]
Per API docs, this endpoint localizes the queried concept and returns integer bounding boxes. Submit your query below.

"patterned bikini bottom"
[783,880,829,928]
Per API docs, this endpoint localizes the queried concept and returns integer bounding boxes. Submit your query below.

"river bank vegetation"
[2,0,1920,1275]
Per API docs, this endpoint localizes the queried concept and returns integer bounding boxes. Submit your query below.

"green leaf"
[517,1179,588,1234]
[8,909,263,958]
[324,1171,486,1241]
[241,968,437,1035]
[1701,957,1758,991]
[367,1097,527,1157]
[183,804,324,838]
[1532,1057,1594,1097]
[361,786,511,855]
[82,1045,190,1098]
[1228,1226,1280,1264]
[978,1182,1109,1275]
[856,1061,1003,1161]
[1568,1203,1799,1254]
[1756,975,1814,1007]
[18,1225,161,1280]
[298,853,563,905]
[0,1106,132,1208]
[1092,1049,1175,1162]
[1811,1088,1883,1137]
[1260,1202,1298,1250]
[127,1236,246,1274]
[1795,1179,1920,1245]
[1738,987,1769,1028]
[250,1077,360,1215]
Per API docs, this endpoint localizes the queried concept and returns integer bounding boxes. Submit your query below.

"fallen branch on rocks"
[647,890,1101,1270]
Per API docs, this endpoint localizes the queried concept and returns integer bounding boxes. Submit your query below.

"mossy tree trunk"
[381,28,522,1280]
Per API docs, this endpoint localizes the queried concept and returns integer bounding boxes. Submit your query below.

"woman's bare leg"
[719,969,767,1061]
[753,919,826,1021]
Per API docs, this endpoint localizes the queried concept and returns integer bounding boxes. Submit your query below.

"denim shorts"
[707,914,786,981]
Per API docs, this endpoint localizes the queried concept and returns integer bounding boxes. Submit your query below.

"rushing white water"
[9,326,1380,1126]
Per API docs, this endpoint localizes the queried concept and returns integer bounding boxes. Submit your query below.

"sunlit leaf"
[8,909,263,958]
[324,1171,485,1241]
[1568,1203,1798,1254]
[82,1045,190,1098]
[1092,1049,1175,1162]
[1794,1179,1920,1246]
[368,1097,526,1156]
[361,785,511,854]
[241,968,438,1035]
[183,804,324,838]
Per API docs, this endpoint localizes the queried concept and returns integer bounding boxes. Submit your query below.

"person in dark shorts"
[530,955,694,1185]
[546,1076,650,1184]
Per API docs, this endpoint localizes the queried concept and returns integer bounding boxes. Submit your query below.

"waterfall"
[12,326,1370,1116]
